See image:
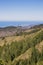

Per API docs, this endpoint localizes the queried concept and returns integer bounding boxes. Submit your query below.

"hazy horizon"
[0,21,43,27]
[0,0,43,27]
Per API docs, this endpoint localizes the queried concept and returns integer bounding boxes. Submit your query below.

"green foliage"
[31,30,43,46]
[0,30,43,65]
[29,47,40,65]
[0,59,4,65]
[37,61,43,65]
[19,60,28,65]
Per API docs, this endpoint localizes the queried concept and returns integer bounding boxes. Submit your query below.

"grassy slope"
[12,29,43,65]
[0,27,43,65]
[0,28,40,46]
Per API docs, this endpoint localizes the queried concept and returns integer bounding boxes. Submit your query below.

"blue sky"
[0,0,43,21]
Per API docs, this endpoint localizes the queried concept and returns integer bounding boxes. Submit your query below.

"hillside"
[0,24,43,37]
[0,24,43,65]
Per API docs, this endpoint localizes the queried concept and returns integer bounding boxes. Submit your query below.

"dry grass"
[0,39,5,46]
[24,29,34,32]
[0,31,36,46]
[12,48,32,64]
[35,41,43,53]
[0,29,42,46]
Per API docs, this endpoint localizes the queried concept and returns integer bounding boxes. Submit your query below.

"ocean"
[0,21,43,27]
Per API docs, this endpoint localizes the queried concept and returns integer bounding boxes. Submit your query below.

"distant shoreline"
[0,21,43,27]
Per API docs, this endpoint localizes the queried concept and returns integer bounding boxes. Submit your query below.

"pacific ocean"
[0,21,43,27]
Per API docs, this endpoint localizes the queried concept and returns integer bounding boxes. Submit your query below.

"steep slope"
[0,24,43,65]
[12,29,43,65]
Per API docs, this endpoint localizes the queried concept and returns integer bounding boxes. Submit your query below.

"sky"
[0,0,43,21]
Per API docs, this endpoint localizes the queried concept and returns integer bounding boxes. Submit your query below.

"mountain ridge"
[0,24,43,37]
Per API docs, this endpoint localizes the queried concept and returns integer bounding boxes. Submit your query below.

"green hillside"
[0,25,43,65]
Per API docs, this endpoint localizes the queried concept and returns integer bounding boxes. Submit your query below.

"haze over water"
[0,21,43,27]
